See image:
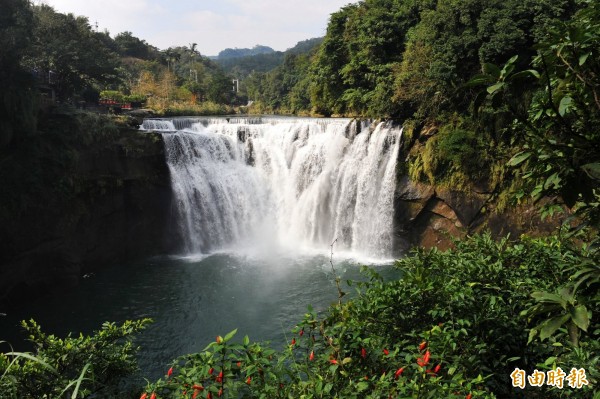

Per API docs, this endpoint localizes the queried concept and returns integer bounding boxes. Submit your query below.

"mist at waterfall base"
[1,117,402,379]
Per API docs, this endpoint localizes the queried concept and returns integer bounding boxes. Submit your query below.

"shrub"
[0,319,151,399]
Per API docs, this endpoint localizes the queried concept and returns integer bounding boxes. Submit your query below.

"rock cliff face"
[0,116,173,307]
[393,124,559,251]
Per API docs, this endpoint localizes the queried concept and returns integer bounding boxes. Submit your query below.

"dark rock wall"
[0,125,173,308]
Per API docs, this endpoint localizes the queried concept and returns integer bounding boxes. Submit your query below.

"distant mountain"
[215,38,323,78]
[216,45,275,60]
[285,37,323,55]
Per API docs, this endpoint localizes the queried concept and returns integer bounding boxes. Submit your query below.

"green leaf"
[509,70,540,81]
[507,55,519,64]
[579,52,590,66]
[243,335,250,346]
[223,329,238,343]
[571,305,589,332]
[543,172,561,190]
[487,82,504,94]
[544,357,557,366]
[483,63,501,79]
[581,163,600,181]
[507,151,531,166]
[356,381,369,392]
[71,363,91,399]
[539,314,570,341]
[531,291,566,306]
[528,328,538,344]
[558,96,573,116]
[465,74,494,87]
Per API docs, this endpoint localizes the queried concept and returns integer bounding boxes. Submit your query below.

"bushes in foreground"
[0,319,150,399]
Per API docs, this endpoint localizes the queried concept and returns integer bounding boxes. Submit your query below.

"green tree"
[114,31,153,59]
[26,4,120,100]
[0,0,36,148]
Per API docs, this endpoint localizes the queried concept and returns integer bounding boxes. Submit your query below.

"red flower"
[299,329,304,336]
[192,391,199,399]
[207,393,212,399]
[330,359,338,364]
[291,338,296,345]
[419,341,427,351]
[139,394,147,399]
[309,351,315,361]
[150,394,156,399]
[216,371,223,383]
[236,361,242,367]
[218,388,223,397]
[246,377,252,385]
[167,367,173,377]
[466,394,472,399]
[394,367,404,379]
[434,364,441,373]
[192,384,204,391]
[383,349,389,356]
[208,367,214,375]
[361,348,367,359]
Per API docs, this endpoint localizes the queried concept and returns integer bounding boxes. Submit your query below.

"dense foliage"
[0,319,150,399]
[0,0,254,146]
[230,0,575,118]
[471,0,600,226]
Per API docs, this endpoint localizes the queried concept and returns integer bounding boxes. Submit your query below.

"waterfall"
[150,117,401,259]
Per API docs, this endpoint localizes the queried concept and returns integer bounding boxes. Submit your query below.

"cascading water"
[143,117,401,259]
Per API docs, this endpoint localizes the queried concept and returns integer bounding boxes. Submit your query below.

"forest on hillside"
[1,1,322,149]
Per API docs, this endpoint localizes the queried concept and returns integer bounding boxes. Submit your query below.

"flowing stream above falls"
[142,117,402,260]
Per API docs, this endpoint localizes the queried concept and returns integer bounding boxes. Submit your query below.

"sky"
[36,0,354,56]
